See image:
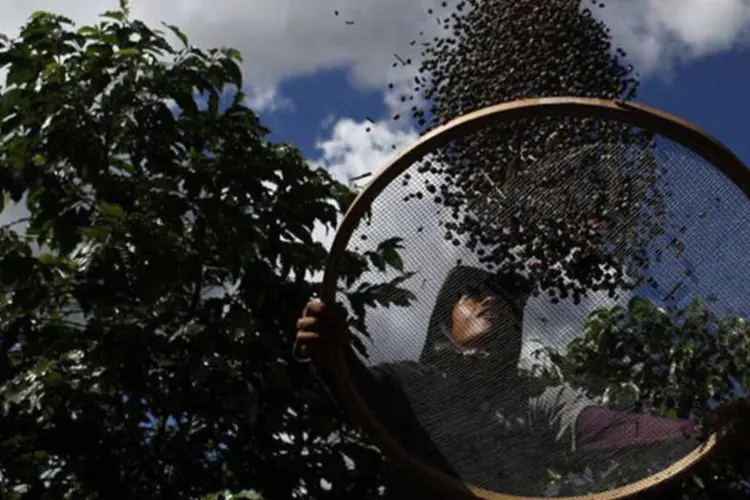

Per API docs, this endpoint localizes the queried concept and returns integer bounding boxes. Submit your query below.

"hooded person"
[297,265,702,496]
[371,265,561,493]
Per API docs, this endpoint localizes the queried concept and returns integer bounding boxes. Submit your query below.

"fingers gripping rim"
[293,303,352,363]
[315,97,750,499]
[293,303,317,363]
[292,332,348,362]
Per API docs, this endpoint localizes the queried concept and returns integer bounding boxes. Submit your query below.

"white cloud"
[315,117,418,185]
[3,1,749,116]
[3,0,749,111]
[243,86,294,113]
[309,115,418,263]
[596,0,750,76]
[0,0,444,113]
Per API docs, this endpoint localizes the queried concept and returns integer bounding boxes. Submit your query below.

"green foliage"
[0,4,416,499]
[537,298,750,498]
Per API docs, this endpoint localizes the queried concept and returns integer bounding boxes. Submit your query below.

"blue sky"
[638,50,750,164]
[266,48,750,165]
[632,52,750,319]
[260,43,750,174]
[260,67,387,158]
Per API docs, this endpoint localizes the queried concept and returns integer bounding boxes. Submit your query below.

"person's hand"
[294,300,349,362]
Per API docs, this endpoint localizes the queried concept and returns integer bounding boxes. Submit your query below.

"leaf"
[116,47,141,58]
[390,288,416,307]
[366,251,386,273]
[172,88,198,115]
[100,10,127,22]
[0,87,24,111]
[223,47,242,62]
[389,271,415,287]
[332,186,357,212]
[208,90,219,115]
[76,26,98,36]
[381,245,404,272]
[6,64,35,87]
[29,10,50,21]
[220,58,243,87]
[378,236,404,251]
[86,43,114,58]
[692,474,705,489]
[43,370,63,387]
[162,22,189,47]
[38,253,56,265]
[98,201,126,221]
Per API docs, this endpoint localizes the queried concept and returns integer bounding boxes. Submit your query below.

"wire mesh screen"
[329,112,750,497]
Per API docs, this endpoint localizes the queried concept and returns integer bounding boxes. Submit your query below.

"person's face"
[450,294,496,345]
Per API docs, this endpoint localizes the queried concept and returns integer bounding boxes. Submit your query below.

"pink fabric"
[577,406,695,451]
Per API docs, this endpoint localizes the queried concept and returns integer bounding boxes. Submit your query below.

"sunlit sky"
[2,0,750,363]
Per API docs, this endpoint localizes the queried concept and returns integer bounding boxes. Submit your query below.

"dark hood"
[372,265,536,485]
[419,265,532,372]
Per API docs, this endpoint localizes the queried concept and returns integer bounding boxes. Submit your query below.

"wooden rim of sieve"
[317,96,749,500]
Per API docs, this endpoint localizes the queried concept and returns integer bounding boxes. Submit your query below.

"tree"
[0,3,414,498]
[537,298,750,499]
